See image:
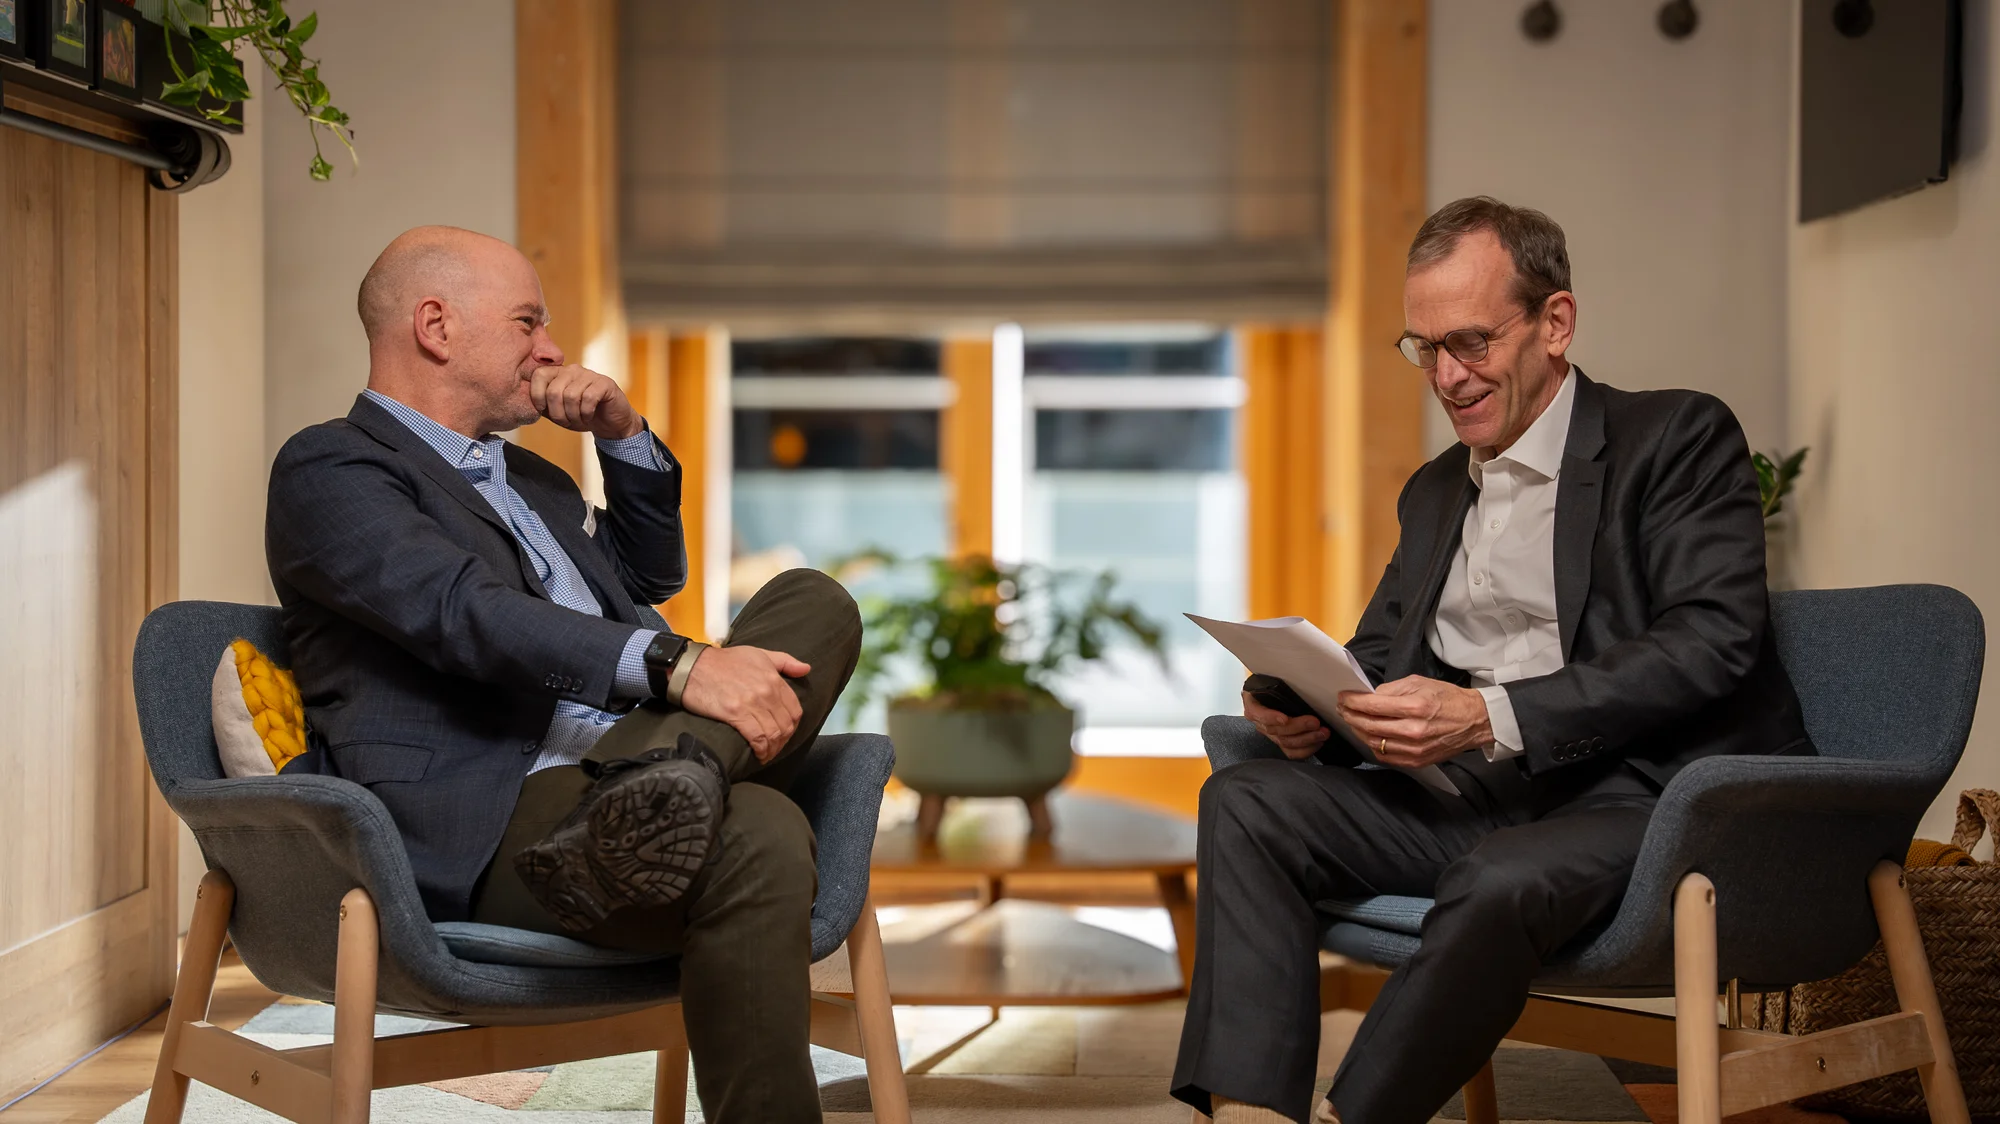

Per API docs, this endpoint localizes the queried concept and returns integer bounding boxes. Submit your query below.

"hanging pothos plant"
[157,0,355,181]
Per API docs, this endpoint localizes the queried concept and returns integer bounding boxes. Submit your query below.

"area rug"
[95,907,1846,1123]
[94,997,1852,1123]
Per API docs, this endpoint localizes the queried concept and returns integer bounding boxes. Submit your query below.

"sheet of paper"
[1186,613,1460,795]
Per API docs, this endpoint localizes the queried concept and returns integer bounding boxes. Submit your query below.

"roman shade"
[620,0,1329,322]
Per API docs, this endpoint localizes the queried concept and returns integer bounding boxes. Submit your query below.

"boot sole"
[514,762,723,933]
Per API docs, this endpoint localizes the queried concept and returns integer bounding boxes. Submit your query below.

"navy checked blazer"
[266,393,689,921]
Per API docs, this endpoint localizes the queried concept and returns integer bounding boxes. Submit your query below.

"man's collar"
[1467,367,1576,482]
[360,388,494,468]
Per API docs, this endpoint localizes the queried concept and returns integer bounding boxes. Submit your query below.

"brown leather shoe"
[512,732,729,932]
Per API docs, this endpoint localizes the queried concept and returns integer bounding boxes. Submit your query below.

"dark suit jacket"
[1341,369,1812,793]
[266,394,689,921]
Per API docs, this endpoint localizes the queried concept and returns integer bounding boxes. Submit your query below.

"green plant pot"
[887,703,1076,799]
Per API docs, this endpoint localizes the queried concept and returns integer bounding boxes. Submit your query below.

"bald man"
[266,226,858,1122]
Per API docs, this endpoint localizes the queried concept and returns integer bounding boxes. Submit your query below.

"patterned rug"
[95,908,1848,1122]
[95,997,1854,1123]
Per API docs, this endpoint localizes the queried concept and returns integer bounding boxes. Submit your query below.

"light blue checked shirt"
[363,389,664,773]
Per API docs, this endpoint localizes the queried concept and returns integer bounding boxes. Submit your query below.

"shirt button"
[1489,519,1502,530]
[472,447,485,459]
[1472,573,1484,586]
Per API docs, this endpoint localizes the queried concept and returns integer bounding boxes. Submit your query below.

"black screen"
[1798,0,1963,222]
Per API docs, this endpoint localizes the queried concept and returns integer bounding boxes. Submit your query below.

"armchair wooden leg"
[653,1003,689,1123]
[144,870,235,1124]
[847,897,912,1124]
[1462,1058,1499,1124]
[1674,872,1722,1124]
[1871,860,1972,1124]
[331,888,379,1124]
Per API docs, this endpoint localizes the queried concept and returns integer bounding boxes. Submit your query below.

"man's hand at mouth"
[529,365,644,440]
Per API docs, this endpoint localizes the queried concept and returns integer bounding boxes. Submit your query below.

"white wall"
[263,0,516,455]
[177,84,269,934]
[1789,1,1998,843]
[181,90,270,608]
[1427,0,1794,456]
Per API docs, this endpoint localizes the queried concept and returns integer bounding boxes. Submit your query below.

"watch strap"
[666,642,709,708]
[643,632,690,700]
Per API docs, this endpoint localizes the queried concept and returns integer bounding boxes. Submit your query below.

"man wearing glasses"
[1172,197,1812,1124]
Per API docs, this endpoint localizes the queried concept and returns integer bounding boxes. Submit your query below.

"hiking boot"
[513,732,730,932]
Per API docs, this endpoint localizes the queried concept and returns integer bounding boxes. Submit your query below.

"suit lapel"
[347,395,561,599]
[346,396,512,540]
[1554,371,1607,660]
[505,447,636,624]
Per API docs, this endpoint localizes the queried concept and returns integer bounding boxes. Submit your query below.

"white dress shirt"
[1425,370,1577,762]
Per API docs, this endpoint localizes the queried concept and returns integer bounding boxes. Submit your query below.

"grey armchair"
[1199,584,1983,1124]
[134,600,910,1124]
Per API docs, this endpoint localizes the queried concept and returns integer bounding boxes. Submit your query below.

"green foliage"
[157,0,354,181]
[1752,446,1809,520]
[840,551,1169,718]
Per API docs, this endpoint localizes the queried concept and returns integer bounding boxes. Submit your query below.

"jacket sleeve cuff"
[614,628,658,699]
[1478,684,1526,762]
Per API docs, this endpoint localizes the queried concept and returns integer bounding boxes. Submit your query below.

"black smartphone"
[1244,673,1364,766]
[1244,673,1317,721]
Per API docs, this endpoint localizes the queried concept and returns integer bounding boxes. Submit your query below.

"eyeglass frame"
[1394,297,1550,370]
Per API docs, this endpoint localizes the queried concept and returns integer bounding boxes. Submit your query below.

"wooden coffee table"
[867,791,1199,1006]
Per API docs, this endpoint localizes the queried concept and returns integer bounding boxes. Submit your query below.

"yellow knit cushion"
[1908,838,1977,868]
[211,639,308,777]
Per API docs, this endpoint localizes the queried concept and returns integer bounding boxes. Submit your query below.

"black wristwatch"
[642,633,706,705]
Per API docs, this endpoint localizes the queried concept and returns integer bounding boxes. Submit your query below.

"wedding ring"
[1379,737,1387,755]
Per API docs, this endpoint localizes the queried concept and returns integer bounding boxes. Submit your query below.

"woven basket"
[1766,790,2000,1121]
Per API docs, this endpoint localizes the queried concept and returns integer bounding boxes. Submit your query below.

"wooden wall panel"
[1325,0,1430,632]
[516,0,622,478]
[942,337,994,560]
[0,122,178,1103]
[649,328,729,642]
[1241,324,1330,628]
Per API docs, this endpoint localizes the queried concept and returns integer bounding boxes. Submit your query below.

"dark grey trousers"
[471,568,863,1124]
[1171,752,1657,1124]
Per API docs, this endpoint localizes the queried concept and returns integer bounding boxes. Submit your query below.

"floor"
[0,949,279,1123]
[0,872,1159,1122]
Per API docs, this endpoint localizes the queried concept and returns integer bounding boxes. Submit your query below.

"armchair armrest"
[1559,754,1934,991]
[1201,715,1288,772]
[167,773,447,1002]
[785,733,896,961]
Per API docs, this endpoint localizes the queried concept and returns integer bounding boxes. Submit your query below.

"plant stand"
[915,792,1055,843]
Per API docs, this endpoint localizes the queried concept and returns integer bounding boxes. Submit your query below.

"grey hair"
[1407,196,1572,315]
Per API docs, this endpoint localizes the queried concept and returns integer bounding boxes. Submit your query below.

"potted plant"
[1754,447,1808,589]
[841,551,1167,840]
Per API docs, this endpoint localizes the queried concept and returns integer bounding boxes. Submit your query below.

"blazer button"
[522,740,539,755]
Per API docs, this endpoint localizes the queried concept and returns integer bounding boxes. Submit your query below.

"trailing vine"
[158,0,354,181]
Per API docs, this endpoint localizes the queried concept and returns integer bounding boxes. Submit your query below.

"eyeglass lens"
[1398,329,1491,369]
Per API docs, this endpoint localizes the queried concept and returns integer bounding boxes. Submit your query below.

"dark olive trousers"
[471,568,864,1124]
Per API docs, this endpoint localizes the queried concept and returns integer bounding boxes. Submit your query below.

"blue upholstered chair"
[134,600,910,1124]
[1199,585,1983,1124]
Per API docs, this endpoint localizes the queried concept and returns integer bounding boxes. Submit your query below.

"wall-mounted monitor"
[1798,0,1963,222]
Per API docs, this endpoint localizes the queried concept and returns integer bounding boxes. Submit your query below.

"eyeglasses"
[1396,306,1530,370]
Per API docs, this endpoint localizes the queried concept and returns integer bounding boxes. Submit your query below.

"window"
[729,336,950,609]
[1019,326,1247,756]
